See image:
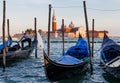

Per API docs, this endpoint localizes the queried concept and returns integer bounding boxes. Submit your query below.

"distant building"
[12,32,35,38]
[64,26,71,33]
[60,32,75,38]
[76,26,86,38]
[49,32,57,38]
[55,31,58,38]
[52,10,57,32]
[40,10,109,38]
[70,27,78,33]
[89,30,108,38]
[70,26,86,38]
[12,33,23,38]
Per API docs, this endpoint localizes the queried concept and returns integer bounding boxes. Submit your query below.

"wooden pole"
[83,1,93,73]
[34,17,38,58]
[7,19,10,39]
[2,0,6,72]
[62,19,65,55]
[91,19,94,58]
[7,19,11,48]
[7,19,9,36]
[48,4,52,56]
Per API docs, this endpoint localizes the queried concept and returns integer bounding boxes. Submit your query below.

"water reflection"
[103,72,120,83]
[58,71,88,83]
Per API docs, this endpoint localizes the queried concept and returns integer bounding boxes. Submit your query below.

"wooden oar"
[2,0,6,72]
[83,1,93,73]
[34,17,38,58]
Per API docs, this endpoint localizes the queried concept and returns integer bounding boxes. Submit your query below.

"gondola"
[42,3,92,81]
[0,0,36,66]
[100,32,120,79]
[0,37,36,66]
[43,35,90,81]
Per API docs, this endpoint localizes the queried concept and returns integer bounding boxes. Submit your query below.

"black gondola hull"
[0,46,34,66]
[45,61,89,81]
[100,56,120,79]
[43,50,90,81]
[43,35,90,81]
[106,65,120,79]
[100,33,120,79]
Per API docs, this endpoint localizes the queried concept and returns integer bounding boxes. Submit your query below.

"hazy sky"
[0,0,120,36]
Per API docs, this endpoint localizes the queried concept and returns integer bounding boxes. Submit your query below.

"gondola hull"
[100,33,120,79]
[44,60,89,81]
[100,54,120,79]
[0,46,34,66]
[106,65,120,79]
[43,24,90,81]
[43,50,90,81]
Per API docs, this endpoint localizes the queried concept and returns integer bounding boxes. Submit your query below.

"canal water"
[0,38,120,83]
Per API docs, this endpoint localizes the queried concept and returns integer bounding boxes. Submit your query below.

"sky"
[0,0,120,36]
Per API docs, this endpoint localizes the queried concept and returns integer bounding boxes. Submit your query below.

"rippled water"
[0,38,120,83]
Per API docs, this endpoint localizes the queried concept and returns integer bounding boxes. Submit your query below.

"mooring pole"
[2,0,6,72]
[48,4,52,56]
[83,1,93,73]
[7,19,10,38]
[34,17,38,58]
[7,19,11,48]
[92,19,94,58]
[62,19,65,55]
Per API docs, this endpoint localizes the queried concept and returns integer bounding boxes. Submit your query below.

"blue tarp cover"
[102,37,120,51]
[101,37,120,62]
[66,38,89,59]
[0,39,13,50]
[56,55,83,64]
[56,38,89,64]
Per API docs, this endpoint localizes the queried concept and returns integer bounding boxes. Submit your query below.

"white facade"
[76,26,86,38]
[58,32,75,38]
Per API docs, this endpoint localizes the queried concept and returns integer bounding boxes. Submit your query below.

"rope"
[52,5,120,12]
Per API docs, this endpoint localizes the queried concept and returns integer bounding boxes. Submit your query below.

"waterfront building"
[39,11,109,38]
[76,26,86,38]
[89,30,108,38]
[58,32,75,38]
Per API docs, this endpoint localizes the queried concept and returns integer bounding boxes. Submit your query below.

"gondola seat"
[8,44,21,51]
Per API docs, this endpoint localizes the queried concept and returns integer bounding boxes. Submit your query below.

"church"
[43,10,108,38]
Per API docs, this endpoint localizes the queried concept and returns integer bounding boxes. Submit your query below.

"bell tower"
[52,10,57,32]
